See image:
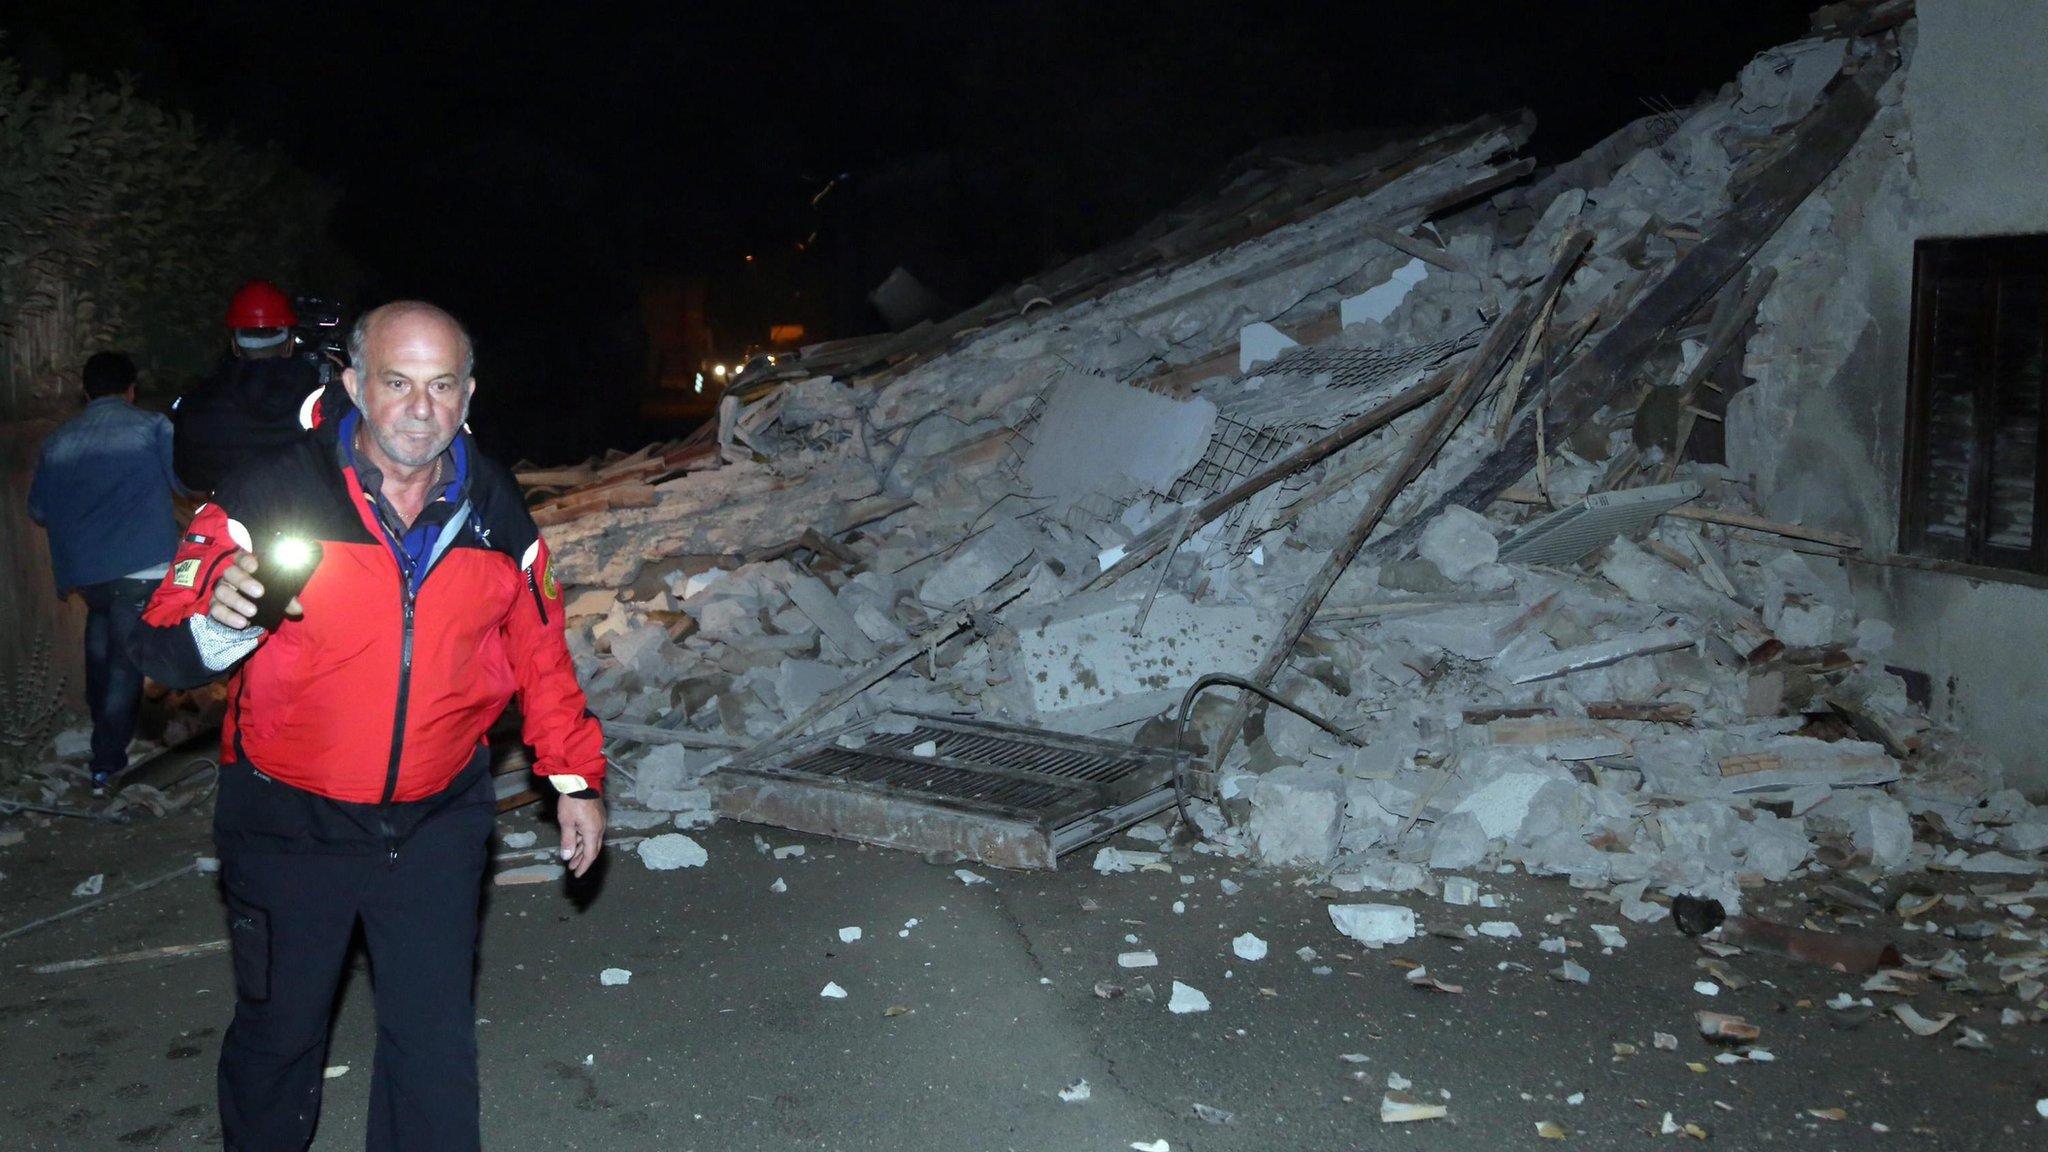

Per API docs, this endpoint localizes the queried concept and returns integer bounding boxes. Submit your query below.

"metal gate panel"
[716,712,1177,869]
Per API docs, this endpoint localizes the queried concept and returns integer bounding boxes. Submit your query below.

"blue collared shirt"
[336,409,470,595]
[28,396,186,591]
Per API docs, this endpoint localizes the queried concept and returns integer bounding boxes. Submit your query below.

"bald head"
[347,301,475,382]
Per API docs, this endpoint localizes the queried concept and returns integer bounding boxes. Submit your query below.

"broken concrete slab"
[917,519,1037,609]
[1007,590,1272,732]
[785,576,879,662]
[1244,764,1345,866]
[1238,321,1298,373]
[1417,506,1499,582]
[1019,376,1217,511]
[1341,256,1429,327]
[1329,903,1417,948]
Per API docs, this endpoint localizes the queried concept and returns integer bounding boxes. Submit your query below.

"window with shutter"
[1901,236,2048,576]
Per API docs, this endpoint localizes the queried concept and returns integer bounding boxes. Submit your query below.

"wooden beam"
[1657,266,1777,482]
[1360,221,1467,274]
[1209,227,1593,771]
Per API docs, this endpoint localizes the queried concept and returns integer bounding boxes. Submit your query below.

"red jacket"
[136,423,605,803]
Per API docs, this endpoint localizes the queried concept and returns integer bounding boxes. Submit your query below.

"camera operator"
[172,280,334,493]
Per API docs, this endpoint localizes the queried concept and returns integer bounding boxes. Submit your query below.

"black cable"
[1167,673,1362,843]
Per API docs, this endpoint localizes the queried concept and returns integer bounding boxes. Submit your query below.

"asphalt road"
[0,804,2042,1150]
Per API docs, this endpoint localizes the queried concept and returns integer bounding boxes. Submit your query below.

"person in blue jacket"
[28,351,187,791]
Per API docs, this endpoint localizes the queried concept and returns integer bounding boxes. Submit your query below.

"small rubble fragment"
[1168,981,1211,1014]
[820,982,848,1000]
[1380,1093,1447,1123]
[1329,904,1416,948]
[1697,1011,1759,1042]
[599,967,632,987]
[494,864,564,886]
[1058,1079,1091,1103]
[638,834,707,871]
[1232,933,1268,961]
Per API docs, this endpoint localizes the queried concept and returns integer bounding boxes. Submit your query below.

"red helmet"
[225,280,297,329]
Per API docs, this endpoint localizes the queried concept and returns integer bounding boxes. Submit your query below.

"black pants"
[214,753,493,1152]
[79,577,153,774]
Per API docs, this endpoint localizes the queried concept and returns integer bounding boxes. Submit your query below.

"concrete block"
[1449,772,1553,842]
[1417,506,1499,582]
[1019,376,1217,510]
[1328,858,1427,893]
[1245,764,1345,866]
[785,576,878,662]
[1008,590,1271,732]
[1328,903,1417,948]
[774,659,845,716]
[853,602,911,646]
[611,622,672,677]
[1428,811,1489,871]
[918,519,1036,609]
[1340,256,1429,327]
[1238,321,1298,373]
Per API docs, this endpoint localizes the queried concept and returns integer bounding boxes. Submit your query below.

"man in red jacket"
[134,300,606,1152]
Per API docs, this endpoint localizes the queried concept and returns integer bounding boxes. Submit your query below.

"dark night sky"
[4,0,1818,462]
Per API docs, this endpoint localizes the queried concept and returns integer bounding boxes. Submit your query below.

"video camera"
[291,295,349,387]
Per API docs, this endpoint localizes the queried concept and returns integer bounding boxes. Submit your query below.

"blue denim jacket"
[28,397,186,590]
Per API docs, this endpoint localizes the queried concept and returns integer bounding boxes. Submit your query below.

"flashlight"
[250,533,323,630]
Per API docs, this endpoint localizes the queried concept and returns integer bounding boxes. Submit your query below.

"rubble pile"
[529,12,2041,956]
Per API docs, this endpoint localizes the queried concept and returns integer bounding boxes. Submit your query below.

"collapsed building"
[519,0,2042,987]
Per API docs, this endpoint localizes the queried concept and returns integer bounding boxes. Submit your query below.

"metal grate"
[718,712,1177,869]
[1167,413,1312,504]
[1259,332,1480,392]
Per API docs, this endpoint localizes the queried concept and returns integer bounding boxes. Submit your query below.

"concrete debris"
[1329,903,1417,948]
[600,967,632,987]
[1380,1093,1447,1123]
[820,982,848,1000]
[501,831,538,850]
[72,873,103,898]
[1238,321,1298,373]
[519,19,2038,983]
[1021,377,1217,511]
[1167,981,1211,1014]
[1341,256,1429,328]
[1094,846,1164,874]
[494,864,565,886]
[1118,950,1159,969]
[837,926,862,943]
[1058,1079,1091,1103]
[1417,506,1499,582]
[637,834,708,871]
[1232,932,1268,961]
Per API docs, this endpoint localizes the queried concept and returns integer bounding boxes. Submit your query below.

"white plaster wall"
[1729,7,2048,793]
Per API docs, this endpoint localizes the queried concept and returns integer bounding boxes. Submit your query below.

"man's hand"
[208,551,302,629]
[558,796,606,878]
